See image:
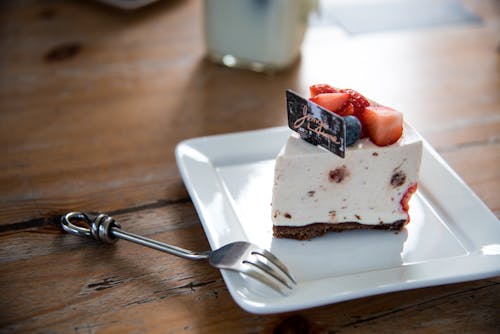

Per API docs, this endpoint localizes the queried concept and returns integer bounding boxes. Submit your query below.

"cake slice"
[271,85,423,240]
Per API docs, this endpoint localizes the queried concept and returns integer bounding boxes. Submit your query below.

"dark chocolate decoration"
[286,90,346,158]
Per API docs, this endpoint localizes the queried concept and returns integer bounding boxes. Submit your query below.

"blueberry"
[344,116,361,146]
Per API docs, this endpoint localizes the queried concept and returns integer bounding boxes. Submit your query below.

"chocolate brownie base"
[273,220,407,240]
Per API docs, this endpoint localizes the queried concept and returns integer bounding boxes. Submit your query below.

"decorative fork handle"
[61,212,208,261]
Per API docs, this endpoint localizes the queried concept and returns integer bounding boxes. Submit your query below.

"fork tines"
[242,247,297,294]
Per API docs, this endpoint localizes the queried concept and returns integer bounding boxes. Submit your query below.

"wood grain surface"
[1,0,499,333]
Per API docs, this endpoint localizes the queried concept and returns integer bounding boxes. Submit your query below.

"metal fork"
[60,212,296,294]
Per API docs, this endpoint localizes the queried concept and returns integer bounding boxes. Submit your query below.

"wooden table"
[1,0,499,332]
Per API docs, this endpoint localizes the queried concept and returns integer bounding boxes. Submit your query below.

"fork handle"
[61,212,209,261]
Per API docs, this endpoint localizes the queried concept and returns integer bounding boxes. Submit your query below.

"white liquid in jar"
[204,0,315,71]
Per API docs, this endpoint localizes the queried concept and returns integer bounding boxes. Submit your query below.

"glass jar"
[204,0,316,72]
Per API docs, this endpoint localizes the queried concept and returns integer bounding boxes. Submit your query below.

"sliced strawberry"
[309,93,351,116]
[337,102,354,116]
[339,88,370,119]
[361,106,403,146]
[309,84,337,97]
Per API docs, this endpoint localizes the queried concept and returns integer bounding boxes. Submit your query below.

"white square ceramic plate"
[175,126,500,314]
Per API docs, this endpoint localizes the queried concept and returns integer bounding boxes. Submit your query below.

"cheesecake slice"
[271,124,423,240]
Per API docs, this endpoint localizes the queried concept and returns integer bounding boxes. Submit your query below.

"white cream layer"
[271,124,423,226]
